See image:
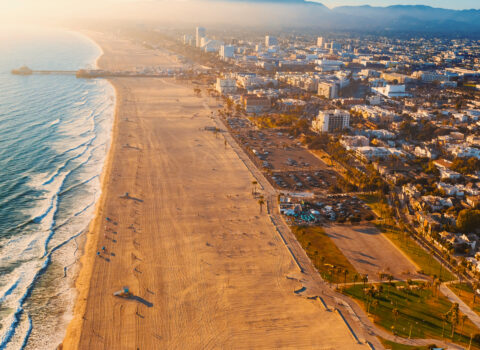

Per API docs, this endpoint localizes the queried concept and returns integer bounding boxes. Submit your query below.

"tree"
[392,308,399,327]
[362,274,369,289]
[473,282,480,304]
[258,197,265,214]
[457,209,480,233]
[344,269,349,285]
[449,303,459,338]
[251,180,258,195]
[442,313,447,338]
[461,315,468,336]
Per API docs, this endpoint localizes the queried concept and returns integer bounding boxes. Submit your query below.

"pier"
[11,66,180,79]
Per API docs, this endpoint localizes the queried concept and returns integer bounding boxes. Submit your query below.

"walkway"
[441,283,480,329]
[208,107,468,350]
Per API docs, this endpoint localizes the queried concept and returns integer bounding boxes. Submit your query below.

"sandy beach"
[61,32,365,349]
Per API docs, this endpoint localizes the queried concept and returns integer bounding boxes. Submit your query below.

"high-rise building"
[196,27,206,48]
[220,45,235,59]
[265,35,278,47]
[330,41,342,51]
[183,34,194,46]
[316,37,324,47]
[318,81,339,99]
[215,78,237,94]
[312,110,350,133]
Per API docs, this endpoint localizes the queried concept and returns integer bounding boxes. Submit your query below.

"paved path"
[441,283,480,329]
[209,110,469,350]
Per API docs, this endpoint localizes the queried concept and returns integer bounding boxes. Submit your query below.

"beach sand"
[62,32,365,349]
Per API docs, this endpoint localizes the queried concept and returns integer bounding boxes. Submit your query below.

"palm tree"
[251,180,258,195]
[353,274,359,287]
[344,269,349,285]
[434,279,442,298]
[392,308,399,327]
[450,303,459,338]
[258,198,265,213]
[362,274,369,289]
[442,313,447,338]
[371,299,379,312]
[461,315,468,336]
[473,281,479,304]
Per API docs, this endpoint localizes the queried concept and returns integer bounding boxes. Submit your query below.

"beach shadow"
[129,296,153,307]
[120,192,144,203]
[294,286,307,294]
[354,251,375,260]
[354,258,378,267]
[354,227,380,236]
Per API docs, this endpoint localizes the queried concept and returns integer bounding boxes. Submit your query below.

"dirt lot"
[323,224,421,282]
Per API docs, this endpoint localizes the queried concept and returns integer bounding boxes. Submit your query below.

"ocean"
[0,28,114,349]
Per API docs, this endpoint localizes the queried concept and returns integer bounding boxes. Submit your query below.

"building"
[315,59,343,72]
[318,81,339,99]
[330,41,341,51]
[215,78,237,94]
[372,84,409,98]
[196,27,206,48]
[355,146,390,161]
[316,37,324,47]
[220,45,235,59]
[340,135,369,149]
[312,110,350,133]
[183,34,194,46]
[242,95,271,114]
[265,35,278,47]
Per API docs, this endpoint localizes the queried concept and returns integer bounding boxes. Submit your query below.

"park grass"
[448,283,480,315]
[343,282,480,349]
[378,338,431,350]
[376,223,455,282]
[359,193,388,214]
[291,226,359,284]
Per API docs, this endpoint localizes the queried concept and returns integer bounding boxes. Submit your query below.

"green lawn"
[359,194,389,214]
[343,282,480,349]
[448,283,480,315]
[291,226,358,284]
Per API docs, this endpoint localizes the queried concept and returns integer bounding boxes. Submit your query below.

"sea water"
[0,27,114,349]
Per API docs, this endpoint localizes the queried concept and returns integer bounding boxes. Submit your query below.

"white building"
[265,35,278,47]
[316,37,324,47]
[318,81,339,99]
[355,146,390,161]
[312,110,350,133]
[215,78,237,94]
[372,84,408,98]
[196,27,206,48]
[315,59,343,72]
[183,34,194,46]
[340,135,369,150]
[220,45,235,59]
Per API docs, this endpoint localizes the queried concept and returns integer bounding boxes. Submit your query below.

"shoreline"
[60,31,117,350]
[61,31,366,349]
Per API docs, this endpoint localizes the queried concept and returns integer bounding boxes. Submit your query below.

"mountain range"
[216,0,480,34]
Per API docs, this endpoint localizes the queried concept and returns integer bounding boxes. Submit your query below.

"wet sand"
[62,32,365,349]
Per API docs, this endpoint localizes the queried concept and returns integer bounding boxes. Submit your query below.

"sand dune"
[62,33,365,349]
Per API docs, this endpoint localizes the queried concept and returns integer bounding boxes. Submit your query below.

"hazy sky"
[316,0,479,10]
[1,0,478,27]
